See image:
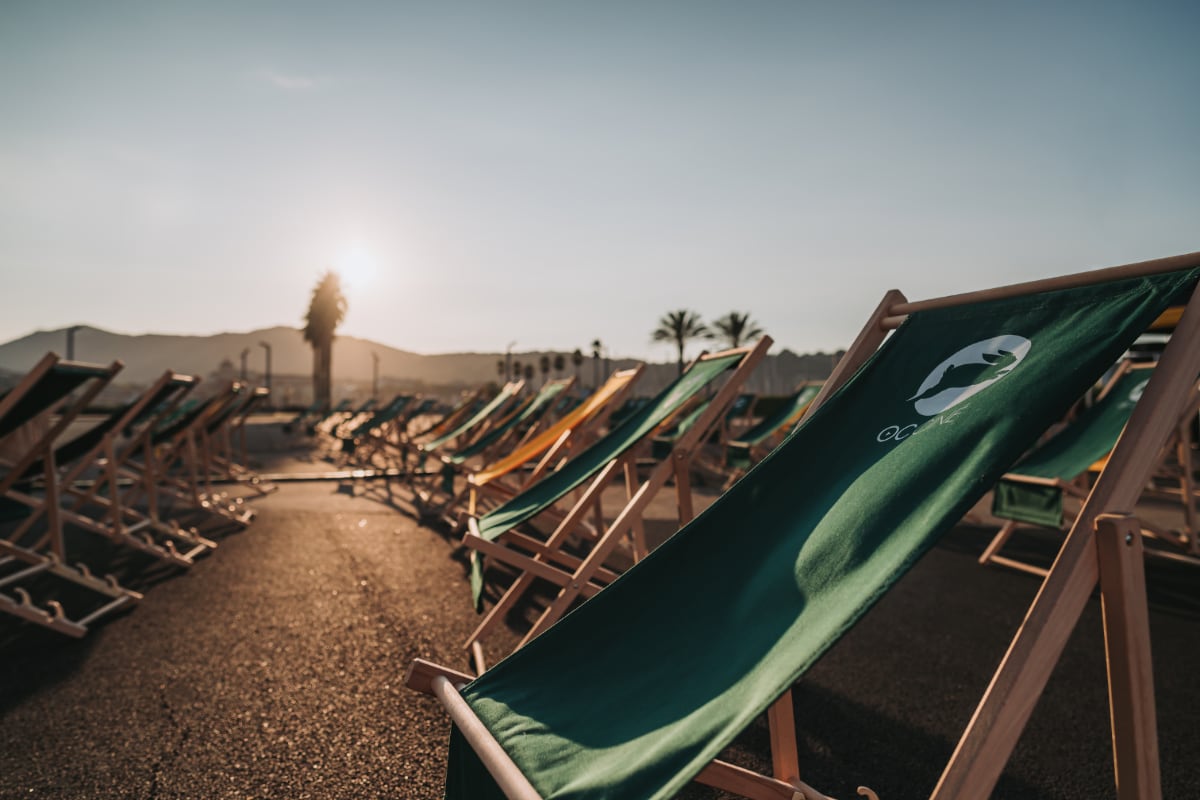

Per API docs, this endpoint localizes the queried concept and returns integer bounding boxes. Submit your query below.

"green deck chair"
[982,360,1200,574]
[726,383,823,471]
[410,254,1200,800]
[461,340,770,668]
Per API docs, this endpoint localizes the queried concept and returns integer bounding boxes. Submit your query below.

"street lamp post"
[259,341,273,407]
[506,341,516,382]
[66,325,82,360]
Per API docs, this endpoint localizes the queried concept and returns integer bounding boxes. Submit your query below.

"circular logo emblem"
[908,335,1032,417]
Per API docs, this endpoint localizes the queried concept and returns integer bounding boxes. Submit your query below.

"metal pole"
[259,341,272,408]
[66,325,82,360]
[240,348,250,381]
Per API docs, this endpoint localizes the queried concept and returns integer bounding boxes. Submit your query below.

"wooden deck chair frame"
[979,360,1200,576]
[462,339,770,673]
[412,250,1200,800]
[0,353,143,636]
[5,369,215,569]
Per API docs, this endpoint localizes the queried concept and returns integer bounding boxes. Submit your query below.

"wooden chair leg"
[1095,513,1162,800]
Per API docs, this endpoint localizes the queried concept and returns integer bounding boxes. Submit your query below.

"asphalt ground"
[1,419,1198,799]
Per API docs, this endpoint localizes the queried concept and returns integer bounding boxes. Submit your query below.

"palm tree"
[302,270,347,409]
[709,311,765,349]
[651,309,708,375]
[539,354,551,385]
[553,353,566,377]
[591,339,603,387]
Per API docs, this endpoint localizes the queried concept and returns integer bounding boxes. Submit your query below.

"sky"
[1,0,1197,362]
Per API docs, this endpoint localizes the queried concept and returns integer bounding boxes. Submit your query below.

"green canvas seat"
[461,341,770,669]
[411,254,1200,800]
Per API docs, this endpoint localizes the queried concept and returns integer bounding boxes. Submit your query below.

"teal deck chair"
[0,353,143,637]
[410,253,1200,800]
[461,340,770,668]
[726,383,823,471]
[982,360,1200,574]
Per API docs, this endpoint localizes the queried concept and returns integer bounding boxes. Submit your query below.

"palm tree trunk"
[311,348,322,409]
[320,341,333,407]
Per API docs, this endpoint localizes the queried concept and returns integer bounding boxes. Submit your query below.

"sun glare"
[334,243,378,291]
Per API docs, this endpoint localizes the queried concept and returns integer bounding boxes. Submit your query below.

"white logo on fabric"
[1129,379,1148,404]
[907,335,1032,417]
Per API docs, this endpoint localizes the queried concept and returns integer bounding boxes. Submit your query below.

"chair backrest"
[992,362,1161,526]
[443,265,1200,800]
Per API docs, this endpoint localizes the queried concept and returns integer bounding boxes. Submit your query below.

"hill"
[0,325,842,401]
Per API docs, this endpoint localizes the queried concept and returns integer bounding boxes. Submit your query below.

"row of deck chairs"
[0,354,276,637]
[395,252,1200,800]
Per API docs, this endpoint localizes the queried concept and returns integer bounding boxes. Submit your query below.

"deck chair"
[328,394,413,463]
[409,379,575,516]
[415,381,526,462]
[409,252,1200,800]
[5,369,215,570]
[981,360,1200,575]
[689,383,823,489]
[305,398,351,435]
[0,353,143,636]
[120,384,257,528]
[420,367,643,529]
[461,340,770,668]
[192,385,277,498]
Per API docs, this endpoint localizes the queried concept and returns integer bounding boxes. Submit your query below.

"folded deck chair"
[409,379,575,517]
[0,353,143,636]
[410,252,1200,800]
[5,369,215,570]
[982,360,1200,574]
[461,340,770,667]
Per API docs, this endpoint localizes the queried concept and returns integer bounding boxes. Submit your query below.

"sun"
[334,242,378,291]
